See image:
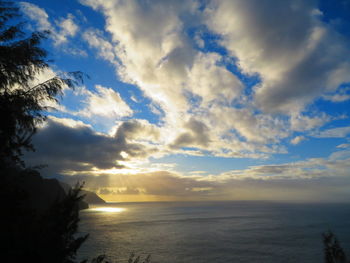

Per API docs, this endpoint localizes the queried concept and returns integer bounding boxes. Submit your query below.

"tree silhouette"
[39,183,89,263]
[0,2,88,262]
[0,0,83,167]
[0,3,153,262]
[323,231,348,263]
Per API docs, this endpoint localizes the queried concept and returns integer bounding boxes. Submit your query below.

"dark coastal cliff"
[3,168,67,213]
[81,190,106,205]
[60,182,106,206]
[3,167,106,212]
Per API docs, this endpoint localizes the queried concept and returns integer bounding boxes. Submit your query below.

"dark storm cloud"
[24,117,158,175]
[171,118,211,149]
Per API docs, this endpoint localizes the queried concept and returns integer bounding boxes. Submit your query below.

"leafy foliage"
[40,183,89,263]
[0,2,150,262]
[323,231,348,263]
[0,2,90,262]
[85,253,151,263]
[0,1,84,166]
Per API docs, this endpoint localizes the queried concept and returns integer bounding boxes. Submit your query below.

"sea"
[78,201,350,263]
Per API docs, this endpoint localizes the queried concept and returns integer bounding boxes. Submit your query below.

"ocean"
[78,201,350,263]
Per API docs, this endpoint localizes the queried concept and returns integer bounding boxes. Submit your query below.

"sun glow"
[90,207,125,213]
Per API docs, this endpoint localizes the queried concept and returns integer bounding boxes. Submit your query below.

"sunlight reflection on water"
[79,202,350,263]
[89,207,125,213]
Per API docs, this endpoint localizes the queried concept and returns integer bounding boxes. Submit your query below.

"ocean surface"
[78,201,350,263]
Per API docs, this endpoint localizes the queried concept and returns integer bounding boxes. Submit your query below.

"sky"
[19,0,350,202]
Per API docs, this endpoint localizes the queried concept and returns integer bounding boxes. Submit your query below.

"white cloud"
[205,0,350,114]
[55,14,79,45]
[83,29,119,65]
[20,2,52,31]
[20,2,81,51]
[290,113,330,132]
[78,85,133,119]
[290,136,306,145]
[79,0,295,157]
[323,87,350,102]
[61,47,88,57]
[208,106,289,144]
[324,94,350,102]
[67,0,350,160]
[218,150,350,180]
[313,126,350,138]
[187,53,243,106]
[337,143,350,149]
[82,0,198,114]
